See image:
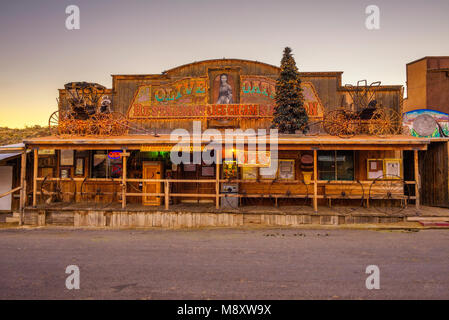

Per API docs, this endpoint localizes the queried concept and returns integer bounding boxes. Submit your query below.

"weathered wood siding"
[57,59,403,133]
[419,141,449,207]
[23,208,405,228]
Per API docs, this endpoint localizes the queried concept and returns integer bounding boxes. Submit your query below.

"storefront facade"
[20,59,430,226]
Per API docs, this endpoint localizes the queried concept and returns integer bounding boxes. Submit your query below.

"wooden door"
[143,161,162,206]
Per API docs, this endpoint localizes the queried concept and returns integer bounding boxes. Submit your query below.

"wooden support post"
[215,151,220,209]
[32,149,38,207]
[121,151,127,209]
[313,149,318,213]
[19,150,27,225]
[414,150,420,210]
[164,181,169,210]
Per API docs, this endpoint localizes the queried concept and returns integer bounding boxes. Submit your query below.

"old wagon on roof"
[322,80,402,137]
[49,82,128,136]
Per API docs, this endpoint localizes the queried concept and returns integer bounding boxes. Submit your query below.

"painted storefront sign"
[127,75,324,119]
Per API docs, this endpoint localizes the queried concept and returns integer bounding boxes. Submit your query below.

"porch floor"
[28,202,449,218]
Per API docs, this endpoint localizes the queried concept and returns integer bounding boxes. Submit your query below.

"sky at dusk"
[0,0,448,128]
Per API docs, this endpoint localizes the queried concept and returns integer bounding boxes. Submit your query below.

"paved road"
[0,227,448,299]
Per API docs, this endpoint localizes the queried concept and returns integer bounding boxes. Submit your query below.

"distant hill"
[0,125,50,146]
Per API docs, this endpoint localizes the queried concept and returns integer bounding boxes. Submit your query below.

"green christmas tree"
[272,47,308,133]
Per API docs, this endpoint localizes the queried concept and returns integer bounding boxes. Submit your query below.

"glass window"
[91,151,122,178]
[318,151,354,181]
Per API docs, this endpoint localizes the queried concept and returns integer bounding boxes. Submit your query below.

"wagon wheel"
[93,113,113,136]
[87,114,102,135]
[59,112,78,136]
[109,112,129,135]
[336,111,359,138]
[49,111,60,135]
[67,177,77,203]
[101,177,119,209]
[54,180,63,203]
[40,175,53,204]
[322,110,343,136]
[40,176,63,204]
[81,179,103,205]
[324,180,364,214]
[52,111,72,136]
[80,177,91,203]
[369,174,410,215]
[323,109,358,138]
[68,119,86,136]
[368,107,402,136]
[81,179,102,207]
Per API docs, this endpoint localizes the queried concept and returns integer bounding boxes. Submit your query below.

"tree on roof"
[271,47,309,134]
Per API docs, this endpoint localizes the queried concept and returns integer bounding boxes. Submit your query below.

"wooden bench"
[240,183,310,207]
[324,181,407,208]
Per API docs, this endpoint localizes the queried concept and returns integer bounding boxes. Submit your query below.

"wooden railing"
[33,177,417,210]
[31,149,422,212]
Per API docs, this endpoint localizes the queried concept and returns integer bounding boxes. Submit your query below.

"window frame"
[318,150,355,181]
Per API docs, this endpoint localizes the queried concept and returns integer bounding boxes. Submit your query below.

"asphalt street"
[0,227,448,299]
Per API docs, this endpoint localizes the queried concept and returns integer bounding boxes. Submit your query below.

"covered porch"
[20,134,430,226]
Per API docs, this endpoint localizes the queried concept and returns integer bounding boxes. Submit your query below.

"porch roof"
[23,134,430,151]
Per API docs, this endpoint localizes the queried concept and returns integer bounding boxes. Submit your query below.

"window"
[91,150,122,178]
[318,151,354,181]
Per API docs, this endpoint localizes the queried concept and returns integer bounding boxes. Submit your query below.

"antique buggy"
[321,80,402,137]
[49,82,128,136]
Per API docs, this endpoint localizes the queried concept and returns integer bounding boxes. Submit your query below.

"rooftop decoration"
[271,47,309,134]
[322,80,402,137]
[49,82,128,136]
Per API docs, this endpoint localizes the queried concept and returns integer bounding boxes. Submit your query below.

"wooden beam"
[313,149,318,213]
[414,150,420,210]
[0,186,22,199]
[164,181,169,210]
[32,149,38,207]
[121,151,127,209]
[19,151,27,225]
[216,151,220,209]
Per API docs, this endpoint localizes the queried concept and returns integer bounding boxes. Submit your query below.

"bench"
[323,181,407,208]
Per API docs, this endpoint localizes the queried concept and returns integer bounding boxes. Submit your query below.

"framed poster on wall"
[384,159,402,179]
[60,167,71,178]
[60,150,74,166]
[241,166,257,180]
[75,158,84,176]
[259,163,277,180]
[278,160,295,180]
[367,159,384,180]
[367,159,403,179]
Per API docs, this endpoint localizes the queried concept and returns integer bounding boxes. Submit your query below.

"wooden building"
[17,59,432,227]
[401,56,449,208]
[404,56,449,114]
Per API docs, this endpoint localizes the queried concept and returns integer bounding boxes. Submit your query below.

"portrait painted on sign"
[213,73,237,104]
